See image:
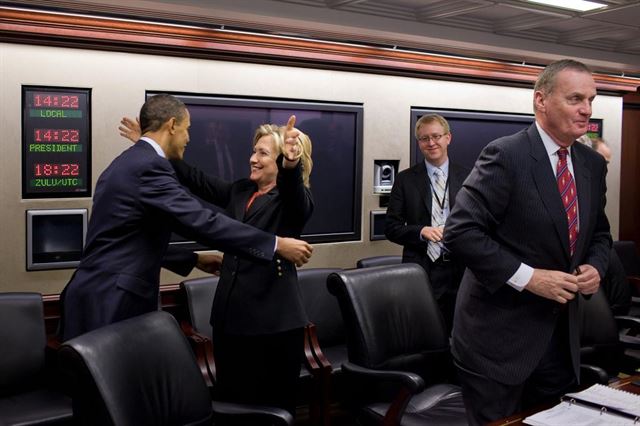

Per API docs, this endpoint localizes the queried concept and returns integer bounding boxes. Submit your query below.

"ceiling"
[3,0,640,77]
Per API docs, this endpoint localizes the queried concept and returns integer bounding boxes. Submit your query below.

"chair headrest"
[328,264,449,369]
[0,292,46,388]
[59,311,212,425]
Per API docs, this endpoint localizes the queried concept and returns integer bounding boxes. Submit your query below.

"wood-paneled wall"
[620,92,640,248]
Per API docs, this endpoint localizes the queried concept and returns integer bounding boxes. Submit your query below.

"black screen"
[370,211,387,241]
[32,214,84,263]
[411,109,534,169]
[149,93,364,246]
[410,109,604,170]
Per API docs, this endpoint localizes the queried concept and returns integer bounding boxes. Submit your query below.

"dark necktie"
[556,148,578,256]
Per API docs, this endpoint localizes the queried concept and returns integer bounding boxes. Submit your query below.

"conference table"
[487,375,640,426]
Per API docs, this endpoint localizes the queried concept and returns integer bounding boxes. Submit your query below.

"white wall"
[0,42,622,293]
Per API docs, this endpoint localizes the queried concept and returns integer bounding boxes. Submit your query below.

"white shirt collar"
[535,121,571,158]
[140,136,166,158]
[424,159,449,178]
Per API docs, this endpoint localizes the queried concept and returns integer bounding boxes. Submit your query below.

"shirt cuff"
[507,263,534,291]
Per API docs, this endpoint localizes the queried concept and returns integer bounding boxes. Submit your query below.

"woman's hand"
[118,117,142,143]
[282,115,303,168]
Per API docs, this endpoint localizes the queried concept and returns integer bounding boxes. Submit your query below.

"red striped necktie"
[556,148,578,256]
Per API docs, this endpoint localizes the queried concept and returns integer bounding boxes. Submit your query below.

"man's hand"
[525,269,579,303]
[421,226,444,242]
[276,236,313,267]
[118,117,142,142]
[282,115,302,168]
[195,253,223,276]
[575,264,600,295]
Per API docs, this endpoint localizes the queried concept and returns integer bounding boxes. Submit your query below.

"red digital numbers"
[34,163,80,177]
[34,129,80,143]
[33,94,79,109]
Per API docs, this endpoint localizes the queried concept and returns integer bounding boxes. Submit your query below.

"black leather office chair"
[580,287,640,381]
[613,240,640,316]
[180,274,326,424]
[59,310,293,426]
[355,255,402,269]
[298,268,345,425]
[181,276,218,339]
[327,264,466,426]
[180,276,219,386]
[0,292,73,425]
[613,240,640,277]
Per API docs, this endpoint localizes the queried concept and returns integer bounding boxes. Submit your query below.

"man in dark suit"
[385,113,470,332]
[60,94,312,341]
[444,59,611,424]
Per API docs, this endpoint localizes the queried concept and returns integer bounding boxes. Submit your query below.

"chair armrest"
[580,364,609,385]
[342,362,425,394]
[211,401,294,426]
[48,335,62,351]
[304,323,332,374]
[180,321,216,387]
[342,361,425,426]
[614,315,640,329]
[45,335,73,395]
[614,316,640,349]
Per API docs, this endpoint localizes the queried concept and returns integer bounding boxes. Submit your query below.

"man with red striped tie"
[444,59,612,425]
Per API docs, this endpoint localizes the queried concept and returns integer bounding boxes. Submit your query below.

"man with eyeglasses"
[385,113,470,333]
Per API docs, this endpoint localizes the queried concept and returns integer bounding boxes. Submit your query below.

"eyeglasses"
[417,133,448,143]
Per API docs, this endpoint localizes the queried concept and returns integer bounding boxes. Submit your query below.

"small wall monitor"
[26,209,87,271]
[370,210,388,241]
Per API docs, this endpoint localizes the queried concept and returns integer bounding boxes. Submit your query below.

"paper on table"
[565,384,640,417]
[524,401,635,426]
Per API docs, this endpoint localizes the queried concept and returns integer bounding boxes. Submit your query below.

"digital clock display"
[22,87,91,198]
[32,94,80,109]
[34,129,80,143]
[34,163,81,177]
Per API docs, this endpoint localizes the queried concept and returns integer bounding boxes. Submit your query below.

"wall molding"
[1,7,638,93]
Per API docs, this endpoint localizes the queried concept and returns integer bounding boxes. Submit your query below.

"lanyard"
[428,174,449,211]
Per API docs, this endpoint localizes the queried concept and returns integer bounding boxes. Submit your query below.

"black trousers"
[456,313,576,425]
[213,327,305,417]
[424,258,461,335]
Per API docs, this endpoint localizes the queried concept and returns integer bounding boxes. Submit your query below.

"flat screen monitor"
[26,209,87,271]
[410,109,534,170]
[147,92,364,248]
[410,109,604,170]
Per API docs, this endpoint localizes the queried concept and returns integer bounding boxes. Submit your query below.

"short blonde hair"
[415,114,450,139]
[253,124,282,154]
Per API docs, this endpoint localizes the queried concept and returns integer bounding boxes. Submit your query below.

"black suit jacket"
[444,124,611,385]
[385,161,470,297]
[172,156,313,335]
[60,142,275,341]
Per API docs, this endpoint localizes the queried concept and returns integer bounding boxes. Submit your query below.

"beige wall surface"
[0,42,622,294]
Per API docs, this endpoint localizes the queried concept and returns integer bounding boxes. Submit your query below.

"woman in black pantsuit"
[123,116,313,416]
